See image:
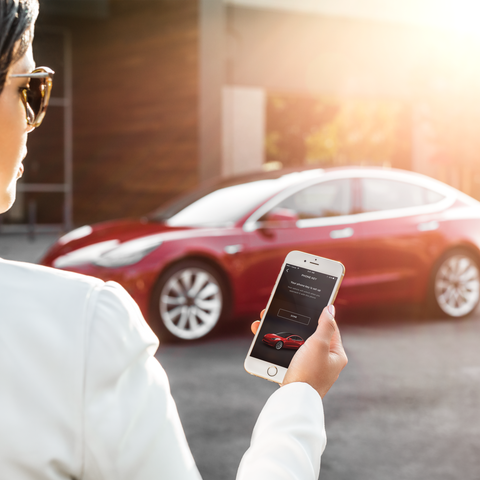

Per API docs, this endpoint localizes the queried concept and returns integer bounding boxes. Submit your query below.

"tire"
[430,249,480,318]
[150,260,227,341]
[275,341,284,350]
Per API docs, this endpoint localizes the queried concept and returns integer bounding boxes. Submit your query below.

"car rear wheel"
[275,341,284,350]
[150,260,227,341]
[431,249,480,318]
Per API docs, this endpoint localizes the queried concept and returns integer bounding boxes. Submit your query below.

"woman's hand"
[250,311,263,336]
[250,306,347,398]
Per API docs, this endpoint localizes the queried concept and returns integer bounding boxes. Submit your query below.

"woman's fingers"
[250,309,265,335]
[251,320,261,334]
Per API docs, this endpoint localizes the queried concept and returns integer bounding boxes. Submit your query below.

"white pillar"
[222,86,266,177]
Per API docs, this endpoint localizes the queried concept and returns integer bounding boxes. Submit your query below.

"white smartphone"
[244,250,345,384]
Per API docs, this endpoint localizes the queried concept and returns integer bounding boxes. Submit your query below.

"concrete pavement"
[0,233,61,263]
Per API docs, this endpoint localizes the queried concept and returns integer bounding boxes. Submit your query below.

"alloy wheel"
[434,253,480,317]
[159,267,223,340]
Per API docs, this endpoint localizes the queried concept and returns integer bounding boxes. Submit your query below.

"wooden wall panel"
[38,0,199,226]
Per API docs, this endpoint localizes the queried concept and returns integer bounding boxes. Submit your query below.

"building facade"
[2,0,480,230]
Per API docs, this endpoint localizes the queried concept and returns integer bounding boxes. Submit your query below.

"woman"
[0,1,348,478]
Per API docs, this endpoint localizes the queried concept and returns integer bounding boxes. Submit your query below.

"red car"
[41,167,480,341]
[263,332,305,350]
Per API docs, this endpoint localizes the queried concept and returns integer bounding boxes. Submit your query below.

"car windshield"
[149,170,323,227]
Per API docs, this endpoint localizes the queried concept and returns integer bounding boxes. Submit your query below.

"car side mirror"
[258,208,299,232]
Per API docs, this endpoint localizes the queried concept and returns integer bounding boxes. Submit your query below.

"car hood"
[60,219,188,248]
[41,219,230,266]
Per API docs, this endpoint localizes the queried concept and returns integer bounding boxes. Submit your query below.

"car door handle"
[330,227,354,239]
[417,221,439,232]
[224,244,244,254]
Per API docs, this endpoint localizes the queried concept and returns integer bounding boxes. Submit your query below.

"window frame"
[243,170,457,233]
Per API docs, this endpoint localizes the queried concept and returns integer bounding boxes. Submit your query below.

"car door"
[355,176,446,304]
[240,177,363,311]
[286,335,304,349]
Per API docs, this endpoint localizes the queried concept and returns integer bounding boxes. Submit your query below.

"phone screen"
[250,263,338,369]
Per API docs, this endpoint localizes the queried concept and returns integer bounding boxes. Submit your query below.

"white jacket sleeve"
[236,382,326,480]
[82,281,202,480]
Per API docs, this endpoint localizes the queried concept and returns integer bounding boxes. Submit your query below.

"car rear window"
[360,178,445,212]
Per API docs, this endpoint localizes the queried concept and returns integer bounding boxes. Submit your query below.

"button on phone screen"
[250,264,337,369]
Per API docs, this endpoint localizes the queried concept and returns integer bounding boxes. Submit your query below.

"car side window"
[270,179,353,220]
[424,188,445,204]
[360,178,445,212]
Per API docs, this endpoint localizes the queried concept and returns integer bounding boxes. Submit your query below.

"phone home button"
[267,366,278,377]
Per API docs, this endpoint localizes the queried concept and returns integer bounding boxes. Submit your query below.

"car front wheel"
[150,260,227,341]
[275,341,284,350]
[431,249,480,318]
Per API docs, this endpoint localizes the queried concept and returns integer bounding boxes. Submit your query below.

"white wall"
[222,86,266,177]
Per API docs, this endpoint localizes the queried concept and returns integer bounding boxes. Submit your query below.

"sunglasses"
[10,66,55,127]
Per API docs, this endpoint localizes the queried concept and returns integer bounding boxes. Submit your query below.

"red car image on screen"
[263,332,305,350]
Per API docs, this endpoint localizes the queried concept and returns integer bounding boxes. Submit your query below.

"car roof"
[151,165,478,229]
[218,165,462,197]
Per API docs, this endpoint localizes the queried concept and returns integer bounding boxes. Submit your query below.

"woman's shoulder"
[0,259,139,322]
[0,259,108,316]
[0,258,104,290]
[0,259,143,337]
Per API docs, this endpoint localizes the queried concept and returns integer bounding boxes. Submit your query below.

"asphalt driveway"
[158,311,480,480]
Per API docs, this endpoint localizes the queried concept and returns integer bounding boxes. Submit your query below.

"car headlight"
[53,240,120,269]
[57,225,92,245]
[93,234,164,268]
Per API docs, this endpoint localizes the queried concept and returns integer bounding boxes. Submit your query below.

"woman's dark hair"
[0,0,38,94]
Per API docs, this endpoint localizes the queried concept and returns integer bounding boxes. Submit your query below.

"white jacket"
[0,259,326,479]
